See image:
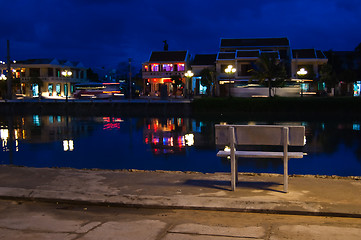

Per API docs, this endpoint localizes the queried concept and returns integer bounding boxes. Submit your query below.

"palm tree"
[320,64,337,92]
[199,68,214,96]
[250,53,287,97]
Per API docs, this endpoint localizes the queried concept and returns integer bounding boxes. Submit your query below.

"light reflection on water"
[0,115,361,177]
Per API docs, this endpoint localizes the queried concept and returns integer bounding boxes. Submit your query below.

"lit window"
[56,84,61,96]
[151,64,159,72]
[162,64,173,72]
[48,84,53,96]
[178,64,185,71]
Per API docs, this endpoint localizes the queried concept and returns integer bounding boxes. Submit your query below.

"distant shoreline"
[1,97,361,120]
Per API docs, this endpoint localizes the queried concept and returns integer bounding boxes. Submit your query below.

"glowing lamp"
[185,70,194,78]
[297,68,307,76]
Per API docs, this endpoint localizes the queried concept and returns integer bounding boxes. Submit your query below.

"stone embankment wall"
[0,101,192,117]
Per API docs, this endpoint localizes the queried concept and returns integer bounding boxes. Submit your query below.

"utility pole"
[128,58,132,100]
[6,40,12,100]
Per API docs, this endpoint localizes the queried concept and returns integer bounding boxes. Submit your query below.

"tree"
[250,53,287,97]
[0,80,6,99]
[199,68,215,96]
[170,75,183,96]
[320,64,337,91]
[355,42,361,79]
[87,68,99,82]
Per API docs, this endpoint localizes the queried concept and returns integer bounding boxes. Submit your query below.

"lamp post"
[225,65,236,97]
[61,70,72,101]
[297,68,307,97]
[184,70,194,99]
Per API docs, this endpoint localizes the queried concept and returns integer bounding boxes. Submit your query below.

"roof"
[149,51,188,62]
[217,52,236,60]
[192,54,217,65]
[220,38,290,48]
[16,59,55,64]
[236,50,260,58]
[316,50,326,59]
[292,49,326,59]
[14,58,86,68]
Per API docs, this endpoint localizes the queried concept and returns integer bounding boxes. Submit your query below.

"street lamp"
[184,70,194,98]
[61,70,72,77]
[225,65,236,97]
[61,70,72,101]
[297,68,308,97]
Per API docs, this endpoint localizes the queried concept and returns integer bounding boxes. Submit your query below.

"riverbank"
[0,99,192,117]
[192,97,361,120]
[1,97,361,120]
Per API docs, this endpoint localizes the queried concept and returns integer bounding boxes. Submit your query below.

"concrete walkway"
[0,165,361,218]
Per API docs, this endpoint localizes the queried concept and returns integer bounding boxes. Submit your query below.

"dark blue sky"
[1,0,361,70]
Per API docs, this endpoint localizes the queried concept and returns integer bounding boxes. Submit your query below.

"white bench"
[215,124,306,193]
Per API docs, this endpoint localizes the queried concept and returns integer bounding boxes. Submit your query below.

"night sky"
[1,0,361,70]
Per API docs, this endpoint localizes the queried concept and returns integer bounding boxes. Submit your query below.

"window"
[144,65,149,72]
[32,84,39,97]
[240,64,253,76]
[56,84,61,96]
[151,64,159,72]
[48,68,54,77]
[56,69,60,77]
[29,68,40,77]
[177,64,185,71]
[48,84,53,96]
[64,84,68,96]
[220,65,228,73]
[162,64,173,72]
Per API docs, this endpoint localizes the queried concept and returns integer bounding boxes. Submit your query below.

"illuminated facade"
[216,38,293,97]
[213,38,328,97]
[0,58,88,98]
[142,51,190,97]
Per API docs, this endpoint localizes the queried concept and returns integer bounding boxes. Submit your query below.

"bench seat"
[217,151,306,159]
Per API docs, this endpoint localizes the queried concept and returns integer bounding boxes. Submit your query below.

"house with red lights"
[142,51,190,97]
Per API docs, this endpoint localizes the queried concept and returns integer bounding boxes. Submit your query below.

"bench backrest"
[215,125,305,146]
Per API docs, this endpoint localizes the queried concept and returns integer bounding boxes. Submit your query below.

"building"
[216,37,294,97]
[291,49,328,95]
[142,51,190,97]
[142,38,328,98]
[0,58,88,98]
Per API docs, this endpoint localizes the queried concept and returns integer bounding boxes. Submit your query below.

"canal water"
[1,115,361,177]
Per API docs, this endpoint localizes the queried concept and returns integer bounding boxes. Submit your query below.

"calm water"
[1,115,361,177]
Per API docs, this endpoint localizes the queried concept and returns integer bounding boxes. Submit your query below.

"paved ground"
[0,165,361,239]
[2,199,361,240]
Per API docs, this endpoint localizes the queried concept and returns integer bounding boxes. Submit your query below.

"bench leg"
[283,158,288,193]
[229,127,236,191]
[231,154,236,191]
[283,127,289,193]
